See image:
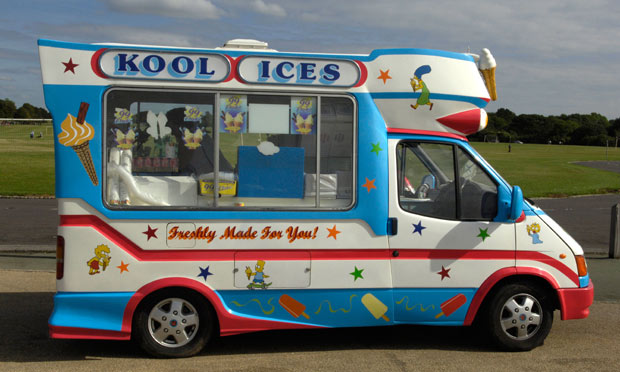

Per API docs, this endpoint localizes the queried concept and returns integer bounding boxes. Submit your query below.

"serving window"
[103,89,355,210]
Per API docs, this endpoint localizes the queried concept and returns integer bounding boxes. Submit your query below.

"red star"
[377,69,391,84]
[326,225,341,240]
[362,177,376,193]
[117,261,130,274]
[62,58,79,74]
[437,265,451,280]
[143,225,158,241]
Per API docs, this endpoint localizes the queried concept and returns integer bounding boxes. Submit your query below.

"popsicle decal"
[86,244,111,275]
[410,65,434,110]
[435,294,467,318]
[279,294,310,319]
[527,223,543,244]
[477,227,491,242]
[361,293,390,322]
[396,296,436,312]
[58,102,98,186]
[231,297,276,315]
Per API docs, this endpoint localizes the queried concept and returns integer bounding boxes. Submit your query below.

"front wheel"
[133,289,215,358]
[485,284,553,351]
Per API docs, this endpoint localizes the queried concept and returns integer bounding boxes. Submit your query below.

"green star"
[350,266,364,281]
[477,227,491,242]
[371,142,383,156]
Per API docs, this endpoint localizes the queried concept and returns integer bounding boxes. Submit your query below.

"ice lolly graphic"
[478,48,497,101]
[435,293,467,318]
[361,293,390,322]
[58,102,98,185]
[279,294,310,319]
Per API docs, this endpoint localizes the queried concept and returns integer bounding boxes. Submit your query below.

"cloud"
[103,0,223,20]
[251,0,286,17]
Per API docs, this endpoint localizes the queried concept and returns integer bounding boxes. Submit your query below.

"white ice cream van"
[39,38,593,357]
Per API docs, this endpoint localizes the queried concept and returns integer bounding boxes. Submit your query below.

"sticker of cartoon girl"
[410,65,433,110]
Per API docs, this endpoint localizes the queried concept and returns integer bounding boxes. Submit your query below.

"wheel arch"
[464,267,561,326]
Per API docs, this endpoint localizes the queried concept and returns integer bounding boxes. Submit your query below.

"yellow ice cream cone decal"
[58,102,98,186]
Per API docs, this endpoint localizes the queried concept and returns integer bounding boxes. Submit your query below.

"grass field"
[0,124,55,196]
[0,124,619,197]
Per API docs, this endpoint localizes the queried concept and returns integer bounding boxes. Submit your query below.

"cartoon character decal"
[87,244,112,275]
[527,222,543,244]
[410,65,433,110]
[245,260,273,289]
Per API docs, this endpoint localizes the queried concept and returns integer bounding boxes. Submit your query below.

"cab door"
[387,139,515,324]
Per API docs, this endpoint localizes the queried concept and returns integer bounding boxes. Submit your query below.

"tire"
[133,289,215,358]
[484,283,553,351]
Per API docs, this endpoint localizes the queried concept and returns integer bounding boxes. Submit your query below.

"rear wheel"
[133,289,214,358]
[485,283,553,351]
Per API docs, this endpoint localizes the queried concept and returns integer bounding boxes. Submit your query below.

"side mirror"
[509,186,524,221]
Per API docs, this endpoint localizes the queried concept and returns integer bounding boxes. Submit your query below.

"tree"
[0,98,17,118]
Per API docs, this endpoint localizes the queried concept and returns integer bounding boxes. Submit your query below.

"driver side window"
[397,142,497,221]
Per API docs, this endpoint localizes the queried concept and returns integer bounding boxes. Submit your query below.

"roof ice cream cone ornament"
[58,102,98,185]
[479,48,497,101]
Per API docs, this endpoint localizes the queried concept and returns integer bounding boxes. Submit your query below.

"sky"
[1,0,620,119]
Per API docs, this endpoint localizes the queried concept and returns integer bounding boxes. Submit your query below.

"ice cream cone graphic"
[478,48,497,101]
[58,102,98,185]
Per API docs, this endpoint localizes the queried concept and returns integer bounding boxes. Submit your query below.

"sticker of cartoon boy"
[245,260,273,289]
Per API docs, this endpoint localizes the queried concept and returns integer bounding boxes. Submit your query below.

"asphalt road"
[1,196,619,370]
[0,268,618,371]
[1,195,619,255]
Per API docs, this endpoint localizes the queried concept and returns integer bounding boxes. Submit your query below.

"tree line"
[0,98,51,119]
[2,97,620,146]
[470,108,620,146]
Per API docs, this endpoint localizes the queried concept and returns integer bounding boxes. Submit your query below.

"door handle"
[392,250,399,257]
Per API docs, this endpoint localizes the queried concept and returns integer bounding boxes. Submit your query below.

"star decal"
[371,142,383,156]
[62,58,79,74]
[437,265,451,280]
[117,261,130,274]
[143,225,158,241]
[477,227,491,242]
[412,221,426,235]
[350,266,364,281]
[327,225,341,240]
[198,266,213,281]
[362,177,377,193]
[377,69,391,84]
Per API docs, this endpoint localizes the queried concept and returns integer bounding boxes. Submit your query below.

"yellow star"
[362,177,376,193]
[327,225,341,240]
[377,69,391,84]
[117,261,129,274]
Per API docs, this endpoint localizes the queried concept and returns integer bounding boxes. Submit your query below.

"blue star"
[198,266,213,281]
[412,221,426,235]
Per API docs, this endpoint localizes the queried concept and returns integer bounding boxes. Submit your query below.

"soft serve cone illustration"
[478,48,497,101]
[58,102,98,185]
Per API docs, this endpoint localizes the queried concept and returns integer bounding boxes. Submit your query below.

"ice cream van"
[39,38,593,357]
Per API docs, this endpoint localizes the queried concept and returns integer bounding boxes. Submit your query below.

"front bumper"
[557,279,594,320]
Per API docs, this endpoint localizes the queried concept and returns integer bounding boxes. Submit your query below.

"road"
[1,195,620,255]
[1,197,619,370]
